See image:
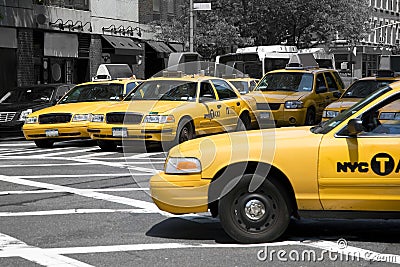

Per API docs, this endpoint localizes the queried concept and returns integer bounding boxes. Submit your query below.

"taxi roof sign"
[93,64,134,81]
[286,53,319,70]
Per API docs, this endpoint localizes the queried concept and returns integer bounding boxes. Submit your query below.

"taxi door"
[196,80,224,134]
[211,79,241,131]
[314,73,331,118]
[318,92,400,211]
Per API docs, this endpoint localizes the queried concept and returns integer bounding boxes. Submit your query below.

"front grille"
[39,113,72,124]
[106,112,143,124]
[256,103,281,110]
[0,112,16,122]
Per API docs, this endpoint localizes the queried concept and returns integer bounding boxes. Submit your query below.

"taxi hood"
[31,101,117,115]
[95,100,190,114]
[325,97,360,110]
[170,126,322,161]
[250,91,308,103]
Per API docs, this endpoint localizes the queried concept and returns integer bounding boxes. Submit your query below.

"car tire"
[177,118,194,144]
[304,108,316,126]
[236,113,251,131]
[97,140,117,151]
[218,174,290,243]
[34,140,54,148]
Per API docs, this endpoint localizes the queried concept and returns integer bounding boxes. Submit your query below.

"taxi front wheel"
[218,174,290,243]
[177,118,194,144]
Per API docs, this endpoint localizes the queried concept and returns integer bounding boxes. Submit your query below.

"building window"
[153,0,161,12]
[167,0,175,14]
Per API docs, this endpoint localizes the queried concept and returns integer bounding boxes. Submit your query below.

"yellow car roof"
[77,78,143,86]
[267,68,335,75]
[146,75,225,82]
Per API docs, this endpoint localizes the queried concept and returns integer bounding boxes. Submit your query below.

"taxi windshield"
[343,80,393,98]
[0,86,55,104]
[126,80,197,101]
[59,84,123,103]
[311,86,392,134]
[255,73,314,92]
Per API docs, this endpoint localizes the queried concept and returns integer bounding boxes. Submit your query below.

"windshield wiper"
[310,121,327,134]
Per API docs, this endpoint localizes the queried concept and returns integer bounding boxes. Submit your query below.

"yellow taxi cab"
[87,72,257,151]
[322,70,400,121]
[150,81,400,243]
[249,53,345,127]
[23,78,142,148]
[224,76,259,94]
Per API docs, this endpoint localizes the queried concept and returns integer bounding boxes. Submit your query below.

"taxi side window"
[332,71,345,89]
[199,81,216,101]
[212,79,238,99]
[315,74,328,93]
[324,72,339,92]
[338,92,400,136]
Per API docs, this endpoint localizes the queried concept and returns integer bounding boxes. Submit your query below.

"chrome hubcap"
[244,199,266,221]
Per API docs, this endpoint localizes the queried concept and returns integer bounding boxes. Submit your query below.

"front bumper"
[0,121,24,137]
[23,122,90,140]
[88,123,176,142]
[257,106,307,127]
[150,172,210,214]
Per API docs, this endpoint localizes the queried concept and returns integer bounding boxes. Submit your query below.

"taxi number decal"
[226,107,235,115]
[204,109,220,119]
[337,153,400,176]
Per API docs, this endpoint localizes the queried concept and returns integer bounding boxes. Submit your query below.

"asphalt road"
[0,138,399,267]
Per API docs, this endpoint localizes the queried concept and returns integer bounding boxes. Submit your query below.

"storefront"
[33,31,91,85]
[145,40,174,78]
[0,27,17,95]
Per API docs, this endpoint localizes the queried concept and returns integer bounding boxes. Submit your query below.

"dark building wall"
[138,0,153,24]
[89,34,102,80]
[17,28,34,86]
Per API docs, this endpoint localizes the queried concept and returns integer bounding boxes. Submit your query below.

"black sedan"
[0,83,74,137]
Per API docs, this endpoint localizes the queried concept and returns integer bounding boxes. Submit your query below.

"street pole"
[189,0,194,52]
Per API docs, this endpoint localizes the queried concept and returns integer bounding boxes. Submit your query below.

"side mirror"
[333,91,342,98]
[347,118,364,136]
[316,86,328,94]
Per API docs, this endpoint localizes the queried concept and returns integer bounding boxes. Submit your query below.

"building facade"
[331,0,400,79]
[0,0,184,94]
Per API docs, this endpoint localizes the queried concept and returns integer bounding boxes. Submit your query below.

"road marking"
[0,188,149,195]
[0,175,160,212]
[0,143,33,147]
[0,232,93,266]
[3,240,395,264]
[0,146,72,156]
[0,208,157,217]
[1,173,150,179]
[36,147,100,157]
[0,162,95,168]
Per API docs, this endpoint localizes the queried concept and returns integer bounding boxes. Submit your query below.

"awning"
[169,43,184,52]
[102,35,143,56]
[146,41,174,58]
[44,32,78,58]
[0,27,17,49]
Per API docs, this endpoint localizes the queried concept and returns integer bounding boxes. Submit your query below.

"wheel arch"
[208,161,298,218]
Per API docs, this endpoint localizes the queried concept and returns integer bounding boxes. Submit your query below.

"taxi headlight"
[25,116,38,124]
[284,100,303,109]
[72,114,91,122]
[91,114,104,122]
[165,157,202,174]
[323,110,339,118]
[144,115,175,124]
[19,109,33,121]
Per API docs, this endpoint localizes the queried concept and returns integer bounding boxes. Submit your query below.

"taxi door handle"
[217,104,221,109]
[236,102,240,106]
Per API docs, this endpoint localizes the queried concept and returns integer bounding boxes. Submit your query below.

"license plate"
[45,129,59,137]
[112,128,128,138]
